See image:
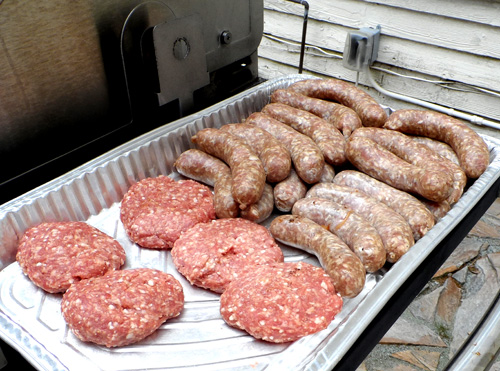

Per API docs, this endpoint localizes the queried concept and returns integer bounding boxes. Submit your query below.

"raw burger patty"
[61,268,184,347]
[171,218,284,293]
[220,261,343,343]
[120,175,215,249]
[16,221,126,293]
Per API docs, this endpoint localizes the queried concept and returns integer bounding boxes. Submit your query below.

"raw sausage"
[319,163,336,183]
[273,168,307,212]
[351,127,466,205]
[174,149,229,186]
[384,109,489,178]
[289,78,388,127]
[346,135,453,202]
[220,123,291,183]
[411,136,460,166]
[174,149,238,218]
[270,88,362,137]
[213,174,240,219]
[261,102,347,166]
[191,128,266,209]
[245,112,325,184]
[270,215,366,297]
[240,183,274,223]
[333,170,435,241]
[306,183,414,263]
[292,197,386,272]
[419,198,451,222]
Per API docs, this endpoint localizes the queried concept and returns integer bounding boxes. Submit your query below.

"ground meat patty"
[220,262,343,343]
[61,268,184,347]
[120,175,215,249]
[16,221,126,293]
[171,218,283,293]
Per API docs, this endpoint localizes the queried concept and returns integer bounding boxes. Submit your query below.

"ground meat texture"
[261,103,347,166]
[333,170,435,241]
[306,183,414,263]
[220,261,343,343]
[61,268,184,348]
[245,112,325,184]
[292,197,386,272]
[269,215,366,298]
[120,176,215,249]
[346,135,453,203]
[384,109,490,179]
[289,78,388,127]
[171,218,284,293]
[270,88,362,137]
[219,123,291,183]
[16,221,126,293]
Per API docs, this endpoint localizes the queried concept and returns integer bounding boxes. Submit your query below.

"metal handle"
[285,0,309,74]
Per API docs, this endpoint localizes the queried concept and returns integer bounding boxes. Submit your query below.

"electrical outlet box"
[343,25,381,72]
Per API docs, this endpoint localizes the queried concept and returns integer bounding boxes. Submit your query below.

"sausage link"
[419,198,451,222]
[289,78,388,127]
[333,170,435,241]
[220,123,291,183]
[191,128,266,209]
[273,169,307,212]
[261,103,347,166]
[245,112,325,184]
[384,109,489,178]
[346,135,453,202]
[174,149,230,187]
[352,127,466,205]
[174,149,239,218]
[270,89,362,137]
[269,215,366,298]
[411,136,460,166]
[240,183,274,223]
[213,175,240,219]
[319,163,336,183]
[292,197,386,272]
[306,183,414,263]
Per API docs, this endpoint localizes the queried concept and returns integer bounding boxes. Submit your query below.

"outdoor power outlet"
[343,25,381,71]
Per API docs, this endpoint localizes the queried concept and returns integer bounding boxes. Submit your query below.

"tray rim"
[1,74,500,371]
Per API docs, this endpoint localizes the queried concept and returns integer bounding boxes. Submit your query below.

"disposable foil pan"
[1,74,500,371]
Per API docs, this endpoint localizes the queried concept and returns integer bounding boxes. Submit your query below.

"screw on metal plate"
[220,30,232,45]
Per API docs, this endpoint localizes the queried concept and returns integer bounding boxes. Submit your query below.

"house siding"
[259,0,500,130]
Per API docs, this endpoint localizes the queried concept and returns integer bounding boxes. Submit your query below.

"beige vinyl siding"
[259,0,500,133]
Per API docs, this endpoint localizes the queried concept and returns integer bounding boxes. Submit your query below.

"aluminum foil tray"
[1,75,500,371]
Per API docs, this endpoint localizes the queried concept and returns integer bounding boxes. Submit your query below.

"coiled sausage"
[289,78,388,127]
[292,197,386,272]
[270,215,366,297]
[245,112,325,184]
[384,109,489,178]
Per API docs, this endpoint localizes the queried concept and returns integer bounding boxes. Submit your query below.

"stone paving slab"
[360,196,500,371]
